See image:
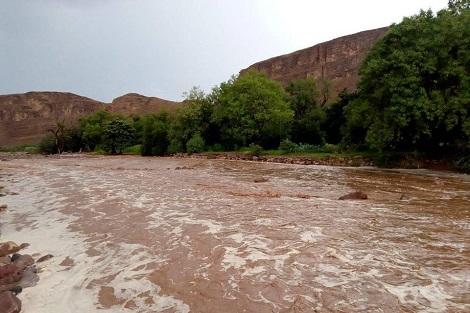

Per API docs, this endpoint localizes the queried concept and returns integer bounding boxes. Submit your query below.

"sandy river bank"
[0,155,469,312]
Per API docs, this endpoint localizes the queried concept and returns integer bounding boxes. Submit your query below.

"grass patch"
[122,144,142,155]
[0,144,40,153]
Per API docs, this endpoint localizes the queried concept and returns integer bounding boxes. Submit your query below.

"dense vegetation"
[37,1,469,171]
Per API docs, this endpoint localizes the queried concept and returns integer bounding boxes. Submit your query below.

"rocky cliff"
[241,27,388,102]
[0,92,180,146]
[108,93,179,115]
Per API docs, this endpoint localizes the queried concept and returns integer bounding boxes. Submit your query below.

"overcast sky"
[1,0,448,102]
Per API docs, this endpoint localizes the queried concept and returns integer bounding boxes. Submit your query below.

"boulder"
[16,268,39,289]
[0,243,19,258]
[12,255,34,271]
[0,291,21,313]
[338,191,368,200]
[0,264,22,285]
[0,243,28,258]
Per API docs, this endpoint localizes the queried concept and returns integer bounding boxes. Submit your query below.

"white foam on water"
[300,227,324,243]
[0,169,190,313]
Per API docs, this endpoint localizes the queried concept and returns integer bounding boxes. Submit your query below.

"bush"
[322,143,340,154]
[23,146,39,154]
[167,139,184,154]
[103,118,135,154]
[123,145,141,155]
[293,143,320,153]
[207,143,224,152]
[248,143,264,156]
[454,155,470,173]
[186,133,205,154]
[279,139,297,153]
[39,135,57,154]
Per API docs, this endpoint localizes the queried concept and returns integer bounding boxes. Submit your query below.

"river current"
[0,155,468,312]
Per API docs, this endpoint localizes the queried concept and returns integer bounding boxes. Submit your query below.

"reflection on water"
[1,156,469,313]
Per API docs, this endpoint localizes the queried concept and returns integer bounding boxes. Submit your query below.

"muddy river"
[0,155,469,312]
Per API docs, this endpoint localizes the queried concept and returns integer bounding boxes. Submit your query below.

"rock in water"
[400,194,410,200]
[338,191,368,200]
[12,255,34,271]
[254,177,269,183]
[0,243,27,257]
[36,254,53,263]
[0,264,22,285]
[17,268,39,289]
[0,291,22,313]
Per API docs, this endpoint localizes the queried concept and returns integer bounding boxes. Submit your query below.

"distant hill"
[241,27,389,103]
[0,91,181,146]
[1,27,388,146]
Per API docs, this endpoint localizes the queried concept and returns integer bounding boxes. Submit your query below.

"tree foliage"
[186,132,205,154]
[80,110,113,151]
[103,118,135,154]
[286,78,325,145]
[213,71,293,149]
[141,112,170,156]
[347,5,469,155]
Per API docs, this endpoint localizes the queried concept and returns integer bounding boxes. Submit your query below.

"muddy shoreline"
[174,152,457,172]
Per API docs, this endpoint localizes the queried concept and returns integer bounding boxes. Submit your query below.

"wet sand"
[0,155,469,312]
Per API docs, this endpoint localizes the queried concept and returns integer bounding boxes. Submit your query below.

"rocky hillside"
[241,27,389,102]
[108,93,179,115]
[0,92,180,146]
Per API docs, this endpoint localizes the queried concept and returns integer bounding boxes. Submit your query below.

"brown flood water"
[0,155,469,313]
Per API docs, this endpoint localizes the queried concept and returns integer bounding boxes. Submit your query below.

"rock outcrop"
[107,93,179,116]
[241,27,389,102]
[0,92,103,146]
[0,92,180,146]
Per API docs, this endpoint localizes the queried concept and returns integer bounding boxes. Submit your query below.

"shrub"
[294,143,320,153]
[207,143,224,152]
[23,146,39,154]
[454,155,470,173]
[103,118,135,154]
[322,143,340,154]
[248,143,264,156]
[39,135,57,154]
[167,139,184,154]
[123,145,141,155]
[186,133,205,154]
[279,139,297,153]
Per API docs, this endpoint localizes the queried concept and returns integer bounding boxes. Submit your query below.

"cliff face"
[0,92,104,146]
[0,92,180,146]
[107,93,179,115]
[241,27,388,102]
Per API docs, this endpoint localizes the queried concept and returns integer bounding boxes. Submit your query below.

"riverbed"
[0,155,469,312]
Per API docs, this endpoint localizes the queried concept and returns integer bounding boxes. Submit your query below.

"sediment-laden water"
[0,155,469,313]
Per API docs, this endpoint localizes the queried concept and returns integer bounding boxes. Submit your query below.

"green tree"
[286,78,325,145]
[186,132,205,154]
[213,71,293,149]
[141,112,170,156]
[323,90,357,144]
[168,87,218,152]
[103,118,135,154]
[38,134,57,154]
[80,110,113,151]
[448,0,469,13]
[348,5,470,155]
